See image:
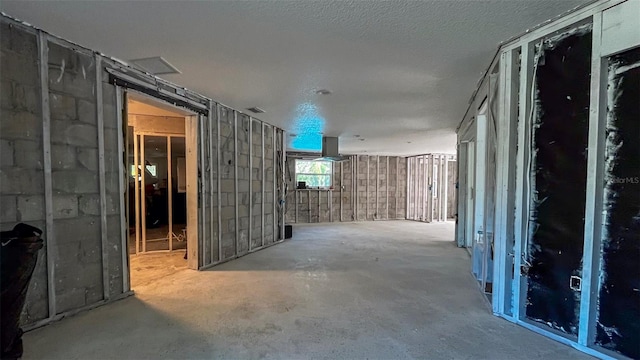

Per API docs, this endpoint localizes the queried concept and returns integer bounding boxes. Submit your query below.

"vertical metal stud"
[199,114,206,266]
[249,117,253,251]
[578,13,606,346]
[355,156,359,221]
[443,155,449,221]
[395,157,399,219]
[141,134,146,252]
[217,104,222,261]
[375,156,379,220]
[95,55,109,300]
[261,122,265,246]
[168,136,173,252]
[208,103,214,263]
[386,156,389,220]
[115,87,129,292]
[38,31,57,318]
[513,42,534,321]
[340,161,343,222]
[416,156,419,220]
[133,129,140,254]
[234,111,239,255]
[408,157,411,219]
[272,127,277,241]
[318,190,321,223]
[329,188,333,222]
[280,130,286,239]
[366,155,370,220]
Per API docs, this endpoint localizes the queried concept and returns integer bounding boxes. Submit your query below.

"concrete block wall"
[1,16,287,328]
[0,23,48,325]
[1,21,126,327]
[285,155,406,224]
[197,106,284,268]
[218,107,236,259]
[263,125,276,244]
[250,119,263,249]
[199,102,218,266]
[236,114,250,254]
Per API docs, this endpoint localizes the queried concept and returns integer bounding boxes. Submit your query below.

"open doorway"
[125,92,197,289]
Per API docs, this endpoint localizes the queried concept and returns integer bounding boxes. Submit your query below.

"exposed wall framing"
[405,154,457,223]
[0,14,287,331]
[455,0,638,358]
[284,154,406,224]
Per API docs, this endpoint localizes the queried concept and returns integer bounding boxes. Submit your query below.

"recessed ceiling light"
[359,138,365,141]
[129,56,181,75]
[246,107,265,114]
[354,135,361,138]
[315,89,332,95]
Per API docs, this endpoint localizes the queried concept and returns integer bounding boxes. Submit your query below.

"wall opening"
[124,92,198,289]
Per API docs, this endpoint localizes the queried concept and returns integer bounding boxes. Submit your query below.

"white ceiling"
[2,0,591,155]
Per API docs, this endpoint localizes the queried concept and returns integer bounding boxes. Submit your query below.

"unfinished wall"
[595,47,640,358]
[455,3,640,357]
[0,20,126,328]
[406,154,456,222]
[284,155,406,223]
[0,16,286,329]
[524,27,592,336]
[197,106,284,267]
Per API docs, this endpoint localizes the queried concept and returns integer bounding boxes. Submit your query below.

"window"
[130,164,157,180]
[295,159,332,188]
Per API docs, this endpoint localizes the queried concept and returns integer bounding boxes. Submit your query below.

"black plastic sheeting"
[524,29,592,335]
[595,47,640,359]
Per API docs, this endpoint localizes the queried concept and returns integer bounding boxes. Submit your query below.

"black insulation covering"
[595,47,640,359]
[525,29,592,334]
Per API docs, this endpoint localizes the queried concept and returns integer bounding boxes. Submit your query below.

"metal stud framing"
[199,114,206,266]
[95,55,109,300]
[217,104,223,261]
[7,15,297,331]
[454,3,635,358]
[249,117,253,251]
[403,153,456,223]
[38,31,56,318]
[280,130,286,240]
[234,111,239,255]
[272,126,277,241]
[209,102,215,262]
[261,122,265,247]
[115,87,129,293]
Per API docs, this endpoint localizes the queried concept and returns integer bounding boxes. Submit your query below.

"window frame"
[295,159,333,189]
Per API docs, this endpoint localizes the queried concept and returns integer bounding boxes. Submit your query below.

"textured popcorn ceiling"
[1,0,591,155]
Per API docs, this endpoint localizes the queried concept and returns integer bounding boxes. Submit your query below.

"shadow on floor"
[22,297,211,360]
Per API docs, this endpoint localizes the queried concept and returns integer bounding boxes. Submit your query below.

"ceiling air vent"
[129,56,181,75]
[246,107,265,114]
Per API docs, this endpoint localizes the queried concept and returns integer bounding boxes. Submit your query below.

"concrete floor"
[22,221,590,359]
[129,251,188,289]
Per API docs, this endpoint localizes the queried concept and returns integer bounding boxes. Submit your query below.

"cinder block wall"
[189,102,284,268]
[0,16,286,329]
[0,21,125,326]
[285,155,407,223]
